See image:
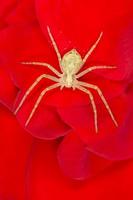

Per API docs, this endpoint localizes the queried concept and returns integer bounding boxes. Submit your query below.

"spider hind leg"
[14,74,59,115]
[78,81,118,127]
[25,83,60,126]
[76,85,98,133]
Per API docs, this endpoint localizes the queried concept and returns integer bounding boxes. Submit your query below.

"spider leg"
[82,32,103,65]
[78,81,118,127]
[47,26,63,72]
[76,65,117,78]
[76,85,98,133]
[21,61,61,77]
[25,82,60,126]
[14,74,59,115]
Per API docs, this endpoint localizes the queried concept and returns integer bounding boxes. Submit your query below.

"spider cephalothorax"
[60,49,83,88]
[14,26,118,133]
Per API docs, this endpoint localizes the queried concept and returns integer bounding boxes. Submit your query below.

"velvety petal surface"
[58,91,133,160]
[0,105,33,200]
[26,138,133,200]
[0,68,18,110]
[57,132,112,180]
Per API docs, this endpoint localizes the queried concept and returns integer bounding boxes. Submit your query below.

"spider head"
[61,49,83,75]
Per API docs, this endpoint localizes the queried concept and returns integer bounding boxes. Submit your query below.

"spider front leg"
[82,32,103,65]
[14,74,59,115]
[25,82,60,126]
[47,26,63,72]
[76,85,98,133]
[76,65,117,79]
[21,61,62,77]
[78,81,118,127]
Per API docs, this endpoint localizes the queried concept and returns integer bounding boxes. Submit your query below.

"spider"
[14,26,118,133]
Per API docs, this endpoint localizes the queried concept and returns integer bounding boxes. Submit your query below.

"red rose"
[0,0,133,199]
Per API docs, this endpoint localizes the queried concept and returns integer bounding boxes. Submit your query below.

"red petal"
[0,68,18,110]
[58,93,133,160]
[93,23,133,81]
[1,25,60,89]
[58,132,112,180]
[6,0,37,25]
[36,0,133,81]
[0,0,16,27]
[15,88,71,139]
[0,105,33,199]
[26,138,133,199]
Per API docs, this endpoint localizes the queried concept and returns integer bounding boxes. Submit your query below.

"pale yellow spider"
[14,26,118,133]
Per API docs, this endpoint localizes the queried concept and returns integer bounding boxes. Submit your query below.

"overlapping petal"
[57,132,112,179]
[0,0,133,187]
[0,105,33,200]
[35,0,133,82]
[0,68,18,110]
[26,138,133,200]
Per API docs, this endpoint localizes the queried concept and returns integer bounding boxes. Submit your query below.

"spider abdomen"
[60,74,76,88]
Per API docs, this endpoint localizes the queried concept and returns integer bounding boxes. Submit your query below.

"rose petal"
[58,93,133,160]
[0,25,60,89]
[85,87,133,160]
[0,0,16,27]
[6,0,37,25]
[94,23,133,81]
[27,138,133,199]
[15,88,71,139]
[58,132,112,180]
[57,94,127,136]
[0,68,18,110]
[36,0,133,81]
[0,105,33,199]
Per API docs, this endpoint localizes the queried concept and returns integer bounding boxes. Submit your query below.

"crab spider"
[14,26,118,133]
